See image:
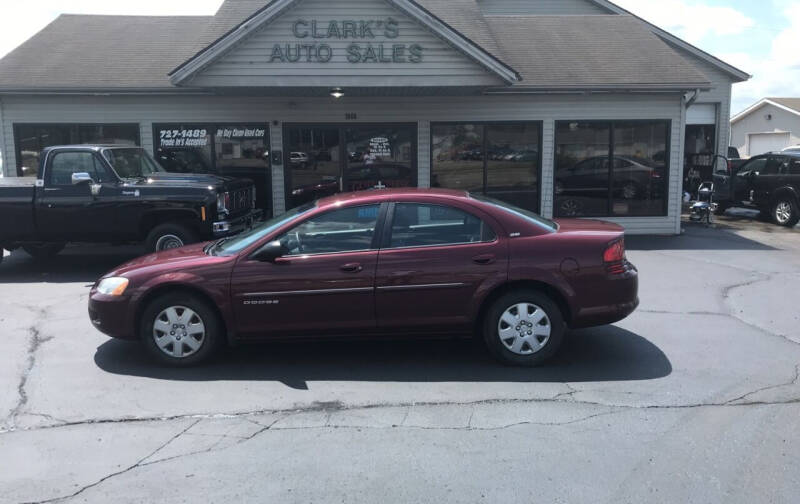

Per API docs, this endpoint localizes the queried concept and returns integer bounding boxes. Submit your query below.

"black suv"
[717,152,800,227]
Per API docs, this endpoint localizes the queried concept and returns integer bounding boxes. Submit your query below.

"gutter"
[684,88,701,109]
[0,87,216,96]
[483,83,712,95]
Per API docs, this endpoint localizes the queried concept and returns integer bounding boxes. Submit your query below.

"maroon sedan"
[89,189,638,367]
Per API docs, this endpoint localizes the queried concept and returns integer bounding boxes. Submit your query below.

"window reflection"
[432,123,541,212]
[14,123,139,177]
[554,121,669,217]
[431,124,484,193]
[285,126,342,208]
[486,124,540,211]
[345,126,414,192]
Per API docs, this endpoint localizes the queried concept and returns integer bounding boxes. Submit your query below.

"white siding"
[731,103,800,156]
[270,124,286,214]
[477,0,611,15]
[1,92,684,234]
[669,44,734,163]
[188,0,503,88]
[0,98,7,177]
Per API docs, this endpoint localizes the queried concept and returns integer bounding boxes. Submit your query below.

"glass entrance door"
[285,124,417,210]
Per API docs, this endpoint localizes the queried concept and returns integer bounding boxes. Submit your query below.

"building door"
[748,132,791,157]
[284,124,417,210]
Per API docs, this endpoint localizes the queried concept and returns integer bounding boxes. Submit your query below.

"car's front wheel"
[483,290,565,366]
[772,198,799,227]
[140,292,222,366]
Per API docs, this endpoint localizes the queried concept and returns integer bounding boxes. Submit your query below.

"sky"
[0,0,797,116]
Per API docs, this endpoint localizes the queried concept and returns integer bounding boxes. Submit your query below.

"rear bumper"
[571,267,639,329]
[212,209,264,238]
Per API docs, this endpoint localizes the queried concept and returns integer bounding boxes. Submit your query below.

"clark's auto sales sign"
[269,17,424,64]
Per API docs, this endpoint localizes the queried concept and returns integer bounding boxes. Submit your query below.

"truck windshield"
[103,148,165,178]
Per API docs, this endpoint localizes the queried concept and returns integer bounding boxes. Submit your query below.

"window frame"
[13,123,141,177]
[282,122,419,206]
[553,119,672,218]
[380,201,499,251]
[275,203,389,258]
[45,149,111,187]
[430,121,544,214]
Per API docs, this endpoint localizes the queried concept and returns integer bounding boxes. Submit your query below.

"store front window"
[13,123,140,177]
[431,122,541,212]
[554,120,669,218]
[284,124,416,209]
[154,123,271,213]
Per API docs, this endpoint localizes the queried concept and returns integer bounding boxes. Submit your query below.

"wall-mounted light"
[330,87,345,99]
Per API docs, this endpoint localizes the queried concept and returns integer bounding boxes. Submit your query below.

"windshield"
[214,203,316,256]
[103,148,165,178]
[470,194,558,232]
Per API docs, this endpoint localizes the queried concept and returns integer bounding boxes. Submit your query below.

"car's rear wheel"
[483,290,565,366]
[772,198,799,227]
[145,222,197,252]
[140,292,222,366]
[22,243,65,259]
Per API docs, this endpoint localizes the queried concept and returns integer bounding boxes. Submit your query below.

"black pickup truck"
[0,145,262,264]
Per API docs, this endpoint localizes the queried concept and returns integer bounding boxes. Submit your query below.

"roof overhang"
[589,0,751,82]
[483,83,712,95]
[169,0,522,87]
[731,99,800,124]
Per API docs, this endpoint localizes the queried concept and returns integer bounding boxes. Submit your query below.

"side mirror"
[71,172,94,185]
[252,240,288,262]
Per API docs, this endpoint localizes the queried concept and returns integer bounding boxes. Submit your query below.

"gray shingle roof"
[0,1,710,91]
[0,14,211,90]
[769,98,800,113]
[483,15,710,88]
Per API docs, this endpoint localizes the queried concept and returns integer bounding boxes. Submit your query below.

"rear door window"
[387,203,496,249]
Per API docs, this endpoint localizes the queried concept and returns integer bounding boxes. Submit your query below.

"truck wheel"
[140,292,222,366]
[772,198,800,227]
[23,243,65,259]
[146,223,197,252]
[483,290,565,367]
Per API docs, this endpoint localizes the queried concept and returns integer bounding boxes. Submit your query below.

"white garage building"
[731,98,800,157]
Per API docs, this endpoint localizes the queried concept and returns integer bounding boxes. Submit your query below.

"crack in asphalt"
[5,309,52,431]
[19,419,203,504]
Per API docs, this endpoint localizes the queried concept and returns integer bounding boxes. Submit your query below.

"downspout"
[0,96,6,177]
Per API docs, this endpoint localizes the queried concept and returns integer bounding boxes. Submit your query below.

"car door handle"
[340,262,363,273]
[472,254,496,265]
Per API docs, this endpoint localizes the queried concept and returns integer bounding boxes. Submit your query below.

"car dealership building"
[0,0,748,234]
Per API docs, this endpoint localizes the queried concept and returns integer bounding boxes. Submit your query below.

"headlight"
[96,277,129,296]
[217,192,229,215]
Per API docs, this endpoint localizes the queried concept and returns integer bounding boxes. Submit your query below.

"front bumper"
[89,290,137,340]
[212,209,264,238]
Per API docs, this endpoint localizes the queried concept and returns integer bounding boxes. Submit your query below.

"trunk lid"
[554,218,624,235]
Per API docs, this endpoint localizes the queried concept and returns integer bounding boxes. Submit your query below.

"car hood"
[554,218,624,234]
[104,243,218,279]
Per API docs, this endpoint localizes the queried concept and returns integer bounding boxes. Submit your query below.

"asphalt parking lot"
[1,213,799,504]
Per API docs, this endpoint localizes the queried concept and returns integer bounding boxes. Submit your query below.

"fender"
[772,185,800,205]
[130,271,236,344]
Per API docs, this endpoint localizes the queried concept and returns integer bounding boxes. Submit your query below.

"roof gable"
[732,98,800,124]
[170,0,520,88]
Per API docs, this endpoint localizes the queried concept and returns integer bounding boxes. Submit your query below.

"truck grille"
[229,187,253,214]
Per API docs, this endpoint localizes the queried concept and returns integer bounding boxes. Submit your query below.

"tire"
[140,292,222,367]
[22,243,65,259]
[145,222,198,253]
[483,290,565,367]
[772,198,800,227]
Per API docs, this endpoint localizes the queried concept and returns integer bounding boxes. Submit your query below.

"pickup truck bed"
[0,178,36,243]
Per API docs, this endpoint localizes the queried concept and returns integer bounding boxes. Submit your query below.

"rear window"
[470,194,558,232]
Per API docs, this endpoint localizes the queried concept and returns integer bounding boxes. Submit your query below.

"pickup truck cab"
[0,145,262,264]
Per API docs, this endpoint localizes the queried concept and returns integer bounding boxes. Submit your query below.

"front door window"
[285,124,417,209]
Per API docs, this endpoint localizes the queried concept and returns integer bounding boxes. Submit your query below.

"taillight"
[604,239,626,275]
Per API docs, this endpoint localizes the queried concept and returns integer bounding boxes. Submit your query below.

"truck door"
[750,156,782,205]
[35,150,117,242]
